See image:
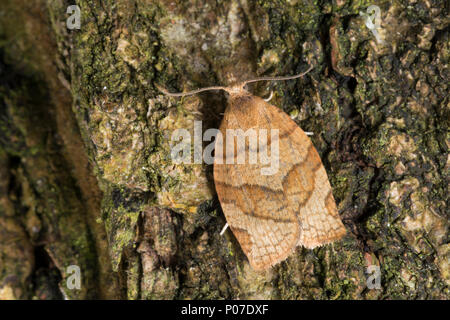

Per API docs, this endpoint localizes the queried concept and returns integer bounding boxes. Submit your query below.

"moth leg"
[220,222,229,236]
[263,91,274,102]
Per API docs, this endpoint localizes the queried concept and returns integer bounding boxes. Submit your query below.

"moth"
[157,65,346,271]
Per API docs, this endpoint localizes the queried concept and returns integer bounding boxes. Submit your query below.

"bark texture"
[0,0,448,299]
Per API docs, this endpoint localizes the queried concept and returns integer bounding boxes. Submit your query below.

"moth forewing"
[213,93,346,270]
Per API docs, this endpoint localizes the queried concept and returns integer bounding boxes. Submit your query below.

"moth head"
[224,83,248,96]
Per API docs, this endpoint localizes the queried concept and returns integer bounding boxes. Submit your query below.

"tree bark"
[0,0,448,299]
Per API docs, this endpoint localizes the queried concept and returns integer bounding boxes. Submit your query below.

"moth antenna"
[243,65,314,86]
[155,83,227,97]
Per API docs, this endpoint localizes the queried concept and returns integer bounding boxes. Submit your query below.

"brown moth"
[157,66,346,271]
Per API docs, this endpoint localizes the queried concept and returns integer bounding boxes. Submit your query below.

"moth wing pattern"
[214,94,346,271]
[265,101,347,250]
